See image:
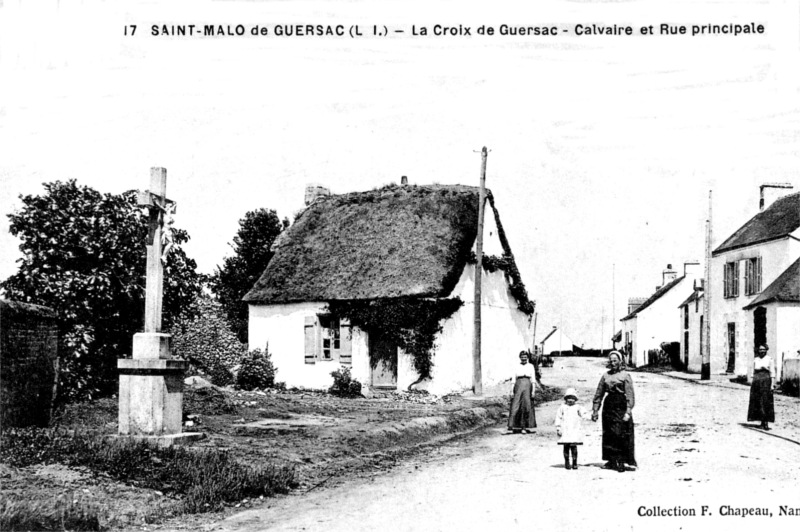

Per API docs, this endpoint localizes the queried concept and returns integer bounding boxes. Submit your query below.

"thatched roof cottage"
[243,183,535,394]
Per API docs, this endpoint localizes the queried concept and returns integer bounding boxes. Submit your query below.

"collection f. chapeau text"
[637,505,800,518]
[126,22,766,39]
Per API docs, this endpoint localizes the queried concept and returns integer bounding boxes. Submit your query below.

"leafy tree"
[2,180,204,401]
[210,209,288,343]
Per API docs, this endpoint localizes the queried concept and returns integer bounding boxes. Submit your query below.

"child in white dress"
[555,388,589,470]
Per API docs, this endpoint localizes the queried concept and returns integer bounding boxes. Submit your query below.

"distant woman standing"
[748,344,775,430]
[591,351,637,473]
[508,351,537,434]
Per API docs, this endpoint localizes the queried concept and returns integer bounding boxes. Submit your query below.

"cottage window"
[304,315,352,365]
[723,261,739,298]
[744,257,762,295]
[683,307,689,330]
[319,315,340,360]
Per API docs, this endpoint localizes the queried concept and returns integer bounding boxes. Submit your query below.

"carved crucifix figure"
[136,167,175,334]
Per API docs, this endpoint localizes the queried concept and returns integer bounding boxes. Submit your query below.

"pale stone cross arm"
[136,167,177,334]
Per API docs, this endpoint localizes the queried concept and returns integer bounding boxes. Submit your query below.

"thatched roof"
[620,276,686,321]
[713,193,800,256]
[244,184,529,305]
[744,257,800,309]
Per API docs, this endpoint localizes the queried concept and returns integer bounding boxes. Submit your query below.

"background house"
[621,262,701,367]
[709,192,800,378]
[539,326,576,356]
[677,282,704,373]
[244,183,535,395]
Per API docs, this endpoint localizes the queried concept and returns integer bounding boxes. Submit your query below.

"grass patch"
[0,428,297,526]
[0,495,103,532]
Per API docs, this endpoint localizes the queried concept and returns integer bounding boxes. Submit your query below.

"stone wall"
[0,299,59,428]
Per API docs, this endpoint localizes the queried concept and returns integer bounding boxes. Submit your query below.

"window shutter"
[339,318,352,365]
[756,256,762,292]
[304,316,316,364]
[733,261,740,297]
[723,263,729,297]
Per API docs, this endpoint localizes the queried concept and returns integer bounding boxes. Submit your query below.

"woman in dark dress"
[507,351,536,434]
[591,351,636,472]
[747,344,775,430]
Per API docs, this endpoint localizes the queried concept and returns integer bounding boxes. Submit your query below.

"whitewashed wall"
[249,301,371,389]
[770,304,800,382]
[678,295,704,373]
[410,264,533,395]
[622,316,638,366]
[709,236,800,376]
[625,273,699,367]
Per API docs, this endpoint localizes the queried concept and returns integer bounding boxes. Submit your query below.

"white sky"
[1,0,799,347]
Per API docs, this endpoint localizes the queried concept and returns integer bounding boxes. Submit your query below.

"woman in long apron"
[747,344,775,430]
[591,351,637,472]
[508,351,536,433]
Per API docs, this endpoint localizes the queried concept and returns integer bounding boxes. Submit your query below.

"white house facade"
[621,262,701,367]
[677,286,704,373]
[708,192,800,378]
[245,183,535,395]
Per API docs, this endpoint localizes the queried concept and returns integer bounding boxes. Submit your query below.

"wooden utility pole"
[473,146,488,395]
[702,190,712,380]
[531,312,538,353]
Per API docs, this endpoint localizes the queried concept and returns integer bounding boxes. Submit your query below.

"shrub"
[779,378,799,397]
[329,367,362,398]
[171,296,248,386]
[235,348,276,391]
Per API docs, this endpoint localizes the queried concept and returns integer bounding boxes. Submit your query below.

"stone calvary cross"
[117,168,202,445]
[136,167,173,333]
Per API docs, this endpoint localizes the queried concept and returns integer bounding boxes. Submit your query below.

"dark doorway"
[753,307,767,352]
[369,331,398,389]
[726,322,736,373]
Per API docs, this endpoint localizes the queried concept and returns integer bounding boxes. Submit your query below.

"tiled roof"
[713,192,800,256]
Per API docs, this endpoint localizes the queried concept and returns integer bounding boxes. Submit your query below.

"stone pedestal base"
[118,357,187,437]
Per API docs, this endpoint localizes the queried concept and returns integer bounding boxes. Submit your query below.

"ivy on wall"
[467,252,535,315]
[326,297,463,381]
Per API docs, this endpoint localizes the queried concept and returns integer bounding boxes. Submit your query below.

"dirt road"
[206,358,800,532]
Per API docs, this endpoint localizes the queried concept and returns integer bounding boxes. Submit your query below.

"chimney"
[401,175,408,185]
[627,297,647,315]
[684,260,701,278]
[662,264,677,286]
[304,184,330,206]
[759,182,793,211]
